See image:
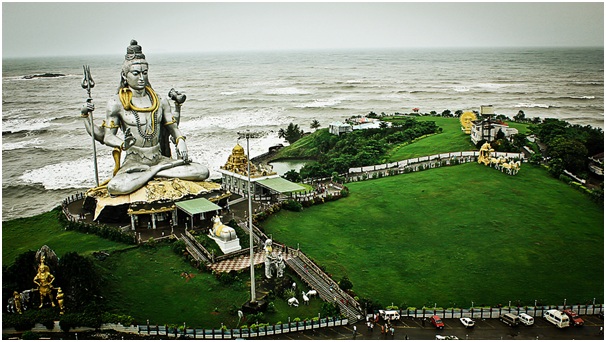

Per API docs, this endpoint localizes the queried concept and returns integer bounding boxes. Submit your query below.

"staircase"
[179,232,211,264]
[287,254,361,323]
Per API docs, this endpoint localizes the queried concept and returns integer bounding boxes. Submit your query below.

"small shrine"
[219,144,305,199]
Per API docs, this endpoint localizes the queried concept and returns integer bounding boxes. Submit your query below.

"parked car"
[563,309,584,326]
[435,335,459,340]
[430,315,445,329]
[459,317,475,328]
[518,313,534,326]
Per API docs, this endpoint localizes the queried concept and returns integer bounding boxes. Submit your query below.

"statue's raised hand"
[80,101,94,116]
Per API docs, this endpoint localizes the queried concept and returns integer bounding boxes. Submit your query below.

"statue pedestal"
[209,235,241,254]
[241,299,268,314]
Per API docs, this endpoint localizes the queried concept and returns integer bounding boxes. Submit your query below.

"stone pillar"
[130,215,136,231]
[151,213,157,229]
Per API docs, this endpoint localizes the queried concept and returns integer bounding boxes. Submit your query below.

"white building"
[329,121,353,136]
[470,105,518,144]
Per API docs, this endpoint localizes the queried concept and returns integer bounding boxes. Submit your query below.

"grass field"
[2,210,131,266]
[2,212,324,326]
[94,245,324,326]
[261,162,603,308]
[385,116,530,162]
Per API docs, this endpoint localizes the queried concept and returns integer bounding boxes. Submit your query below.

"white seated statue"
[210,215,237,242]
[208,215,241,254]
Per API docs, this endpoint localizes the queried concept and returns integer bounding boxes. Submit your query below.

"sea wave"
[2,118,52,134]
[184,107,288,131]
[263,87,311,95]
[296,98,343,108]
[569,81,603,86]
[19,156,115,190]
[2,137,44,151]
[514,103,550,109]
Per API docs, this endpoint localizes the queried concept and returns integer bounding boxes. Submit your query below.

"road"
[259,315,604,340]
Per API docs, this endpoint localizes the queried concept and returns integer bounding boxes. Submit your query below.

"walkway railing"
[137,316,348,339]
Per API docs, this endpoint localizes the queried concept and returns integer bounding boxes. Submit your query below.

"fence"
[380,304,604,320]
[137,316,348,339]
[348,151,525,174]
[61,192,86,221]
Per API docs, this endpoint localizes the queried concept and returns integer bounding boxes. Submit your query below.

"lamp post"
[238,130,262,305]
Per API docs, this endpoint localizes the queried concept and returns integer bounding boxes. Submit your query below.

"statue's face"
[125,63,148,90]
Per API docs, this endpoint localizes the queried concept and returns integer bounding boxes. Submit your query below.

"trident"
[82,65,99,186]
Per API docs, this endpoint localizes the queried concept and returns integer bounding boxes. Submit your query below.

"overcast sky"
[2,2,604,58]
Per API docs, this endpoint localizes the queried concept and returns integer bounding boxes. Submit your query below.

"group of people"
[366,314,397,338]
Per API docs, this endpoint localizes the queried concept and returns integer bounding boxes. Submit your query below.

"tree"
[278,128,286,140]
[2,251,37,304]
[284,170,302,183]
[511,133,528,149]
[283,123,304,144]
[338,275,353,291]
[310,119,321,130]
[514,110,526,122]
[379,121,389,129]
[441,109,452,117]
[454,110,463,117]
[55,252,106,312]
[548,137,588,174]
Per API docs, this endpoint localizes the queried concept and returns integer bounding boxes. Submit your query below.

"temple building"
[470,105,518,145]
[219,144,305,200]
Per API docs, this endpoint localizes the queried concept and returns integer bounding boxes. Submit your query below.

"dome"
[232,144,244,155]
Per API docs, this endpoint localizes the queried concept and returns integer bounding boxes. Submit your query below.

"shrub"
[338,275,353,291]
[21,331,40,340]
[282,200,303,212]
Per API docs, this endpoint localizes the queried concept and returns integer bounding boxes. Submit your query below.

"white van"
[379,310,401,321]
[543,309,570,328]
[518,313,534,326]
[499,313,520,326]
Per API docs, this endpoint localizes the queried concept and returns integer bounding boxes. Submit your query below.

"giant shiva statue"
[81,39,209,195]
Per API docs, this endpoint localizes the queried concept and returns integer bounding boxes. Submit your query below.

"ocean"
[2,47,603,221]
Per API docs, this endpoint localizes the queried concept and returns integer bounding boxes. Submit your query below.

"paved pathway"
[209,249,295,273]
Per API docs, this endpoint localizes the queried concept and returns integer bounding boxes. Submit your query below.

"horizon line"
[3,45,604,60]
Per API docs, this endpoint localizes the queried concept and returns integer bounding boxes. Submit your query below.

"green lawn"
[2,210,131,266]
[261,162,603,308]
[99,244,324,327]
[385,116,530,162]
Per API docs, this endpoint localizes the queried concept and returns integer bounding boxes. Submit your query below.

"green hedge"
[57,209,136,245]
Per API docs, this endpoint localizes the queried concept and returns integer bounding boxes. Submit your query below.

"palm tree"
[278,128,286,140]
[310,119,321,130]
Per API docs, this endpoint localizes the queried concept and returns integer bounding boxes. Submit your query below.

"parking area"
[264,315,604,340]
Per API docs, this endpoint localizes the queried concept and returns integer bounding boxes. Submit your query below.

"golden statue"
[56,287,65,314]
[459,111,477,135]
[12,291,23,314]
[33,256,56,308]
[478,142,494,166]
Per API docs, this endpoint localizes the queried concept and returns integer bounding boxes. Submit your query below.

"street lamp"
[238,130,262,305]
